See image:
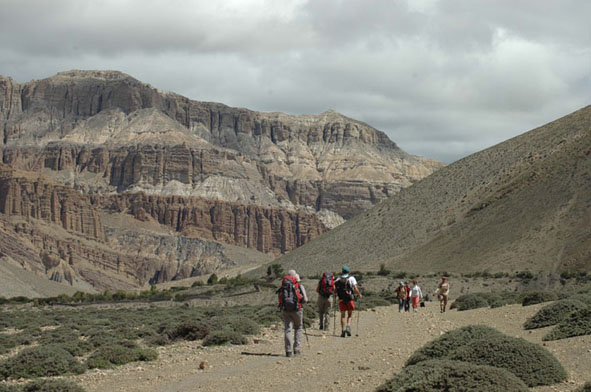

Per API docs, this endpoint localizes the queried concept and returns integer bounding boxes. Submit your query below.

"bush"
[515,271,534,280]
[575,382,591,392]
[449,335,567,386]
[376,360,528,392]
[202,330,248,346]
[86,345,158,369]
[0,333,34,355]
[168,322,210,341]
[377,264,390,276]
[252,306,281,325]
[450,294,489,311]
[522,291,558,306]
[569,293,591,306]
[0,345,86,379]
[544,308,591,341]
[524,299,588,329]
[23,379,86,392]
[406,325,502,366]
[0,384,21,392]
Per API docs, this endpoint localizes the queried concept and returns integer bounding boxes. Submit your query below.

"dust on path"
[74,302,591,392]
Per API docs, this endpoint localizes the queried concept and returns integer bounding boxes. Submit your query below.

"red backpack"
[318,272,335,298]
[278,275,303,311]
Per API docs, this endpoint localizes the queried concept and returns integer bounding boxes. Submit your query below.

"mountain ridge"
[0,70,442,292]
[274,106,591,275]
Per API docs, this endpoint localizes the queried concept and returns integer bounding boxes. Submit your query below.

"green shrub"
[0,333,33,355]
[377,264,390,276]
[0,384,21,392]
[376,360,528,392]
[252,306,281,325]
[450,293,489,311]
[522,291,558,306]
[0,345,86,379]
[575,382,591,392]
[167,322,210,341]
[544,308,591,341]
[406,325,502,366]
[515,271,534,280]
[87,345,157,369]
[449,335,567,386]
[569,293,591,306]
[524,299,588,329]
[23,379,86,392]
[202,329,248,346]
[227,317,260,336]
[302,305,317,328]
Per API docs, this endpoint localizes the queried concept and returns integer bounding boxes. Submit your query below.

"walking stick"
[355,299,361,337]
[332,305,336,336]
[303,315,311,348]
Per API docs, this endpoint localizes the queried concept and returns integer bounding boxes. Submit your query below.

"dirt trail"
[75,302,591,392]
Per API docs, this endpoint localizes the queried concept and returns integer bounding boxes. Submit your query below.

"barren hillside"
[276,106,591,275]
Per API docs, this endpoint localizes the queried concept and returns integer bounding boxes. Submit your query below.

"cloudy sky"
[1,0,589,162]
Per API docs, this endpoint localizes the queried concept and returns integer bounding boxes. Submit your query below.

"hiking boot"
[346,326,352,336]
[319,323,324,330]
[286,352,292,357]
[341,330,346,338]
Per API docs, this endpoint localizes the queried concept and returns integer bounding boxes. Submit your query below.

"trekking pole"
[332,301,336,336]
[303,313,311,348]
[355,299,361,337]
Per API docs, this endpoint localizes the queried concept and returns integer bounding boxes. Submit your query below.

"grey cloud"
[0,0,589,163]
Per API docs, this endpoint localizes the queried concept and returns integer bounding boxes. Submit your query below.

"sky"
[1,0,589,163]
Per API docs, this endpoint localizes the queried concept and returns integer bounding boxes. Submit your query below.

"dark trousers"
[404,298,410,312]
[398,298,405,312]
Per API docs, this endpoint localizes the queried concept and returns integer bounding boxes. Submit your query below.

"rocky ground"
[72,301,590,392]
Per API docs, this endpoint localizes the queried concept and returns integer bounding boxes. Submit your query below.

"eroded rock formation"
[0,70,443,291]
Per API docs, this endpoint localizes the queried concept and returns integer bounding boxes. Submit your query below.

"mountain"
[0,70,442,293]
[276,106,591,276]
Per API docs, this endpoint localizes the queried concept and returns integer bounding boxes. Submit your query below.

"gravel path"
[74,302,591,391]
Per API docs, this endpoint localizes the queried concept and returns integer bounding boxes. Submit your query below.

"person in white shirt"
[410,279,423,312]
[334,266,362,337]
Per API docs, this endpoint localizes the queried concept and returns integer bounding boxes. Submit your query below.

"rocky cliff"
[0,70,442,291]
[0,71,442,219]
[0,166,106,242]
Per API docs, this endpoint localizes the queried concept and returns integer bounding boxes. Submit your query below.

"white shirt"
[341,274,357,287]
[411,285,422,298]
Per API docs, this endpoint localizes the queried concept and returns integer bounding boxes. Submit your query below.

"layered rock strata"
[0,70,443,290]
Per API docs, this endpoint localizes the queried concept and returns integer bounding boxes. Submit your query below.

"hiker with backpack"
[278,269,308,357]
[316,271,335,331]
[404,281,411,312]
[335,266,362,337]
[394,281,407,312]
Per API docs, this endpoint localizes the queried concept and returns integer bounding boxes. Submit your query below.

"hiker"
[316,271,335,331]
[410,279,423,312]
[404,282,411,312]
[394,281,407,312]
[437,276,450,313]
[278,269,308,357]
[335,266,362,337]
